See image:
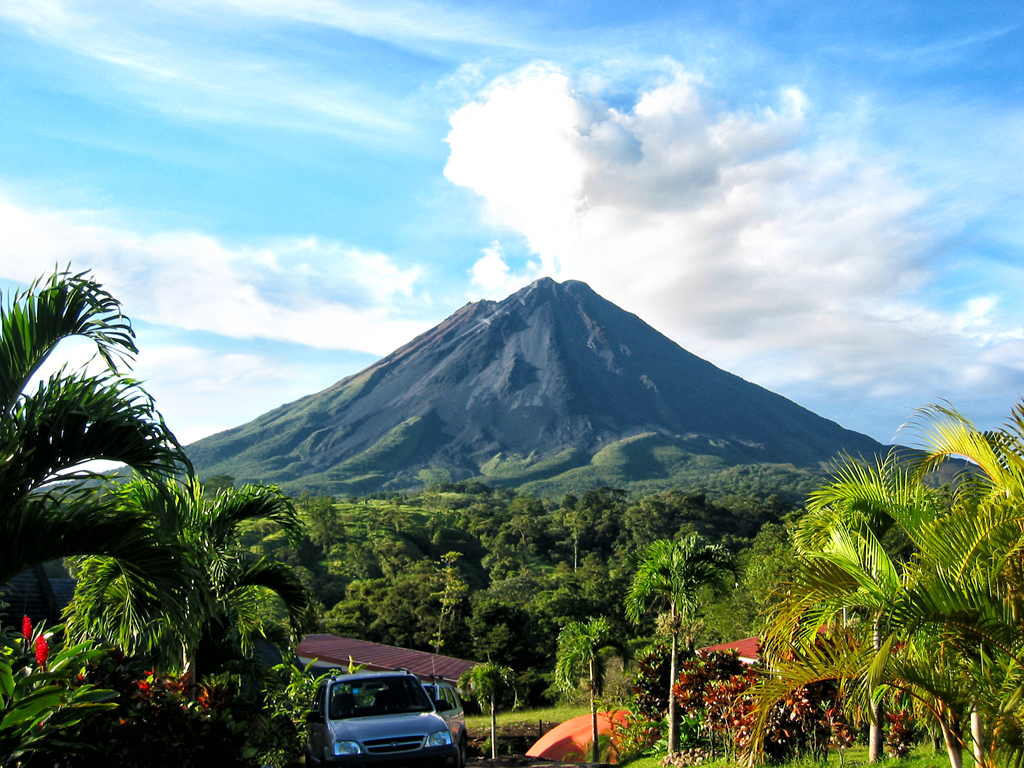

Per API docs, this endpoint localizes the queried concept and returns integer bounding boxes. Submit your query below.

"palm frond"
[746,633,869,759]
[903,402,1024,500]
[5,370,186,502]
[202,481,303,546]
[0,494,182,591]
[227,557,315,641]
[0,269,137,413]
[625,535,731,624]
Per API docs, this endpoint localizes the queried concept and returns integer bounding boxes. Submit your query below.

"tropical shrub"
[884,709,919,759]
[251,662,334,768]
[632,644,672,721]
[650,649,850,764]
[67,653,255,767]
[606,708,664,761]
[0,618,117,766]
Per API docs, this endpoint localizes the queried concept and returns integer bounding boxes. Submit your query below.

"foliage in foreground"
[0,269,188,619]
[748,401,1024,768]
[0,618,117,766]
[66,476,315,681]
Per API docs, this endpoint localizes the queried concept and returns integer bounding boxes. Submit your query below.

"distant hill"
[187,278,886,496]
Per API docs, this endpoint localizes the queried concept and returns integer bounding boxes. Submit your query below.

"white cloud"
[0,197,430,355]
[444,64,1024,435]
[468,242,539,299]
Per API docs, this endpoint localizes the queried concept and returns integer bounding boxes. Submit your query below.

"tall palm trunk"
[971,710,985,768]
[490,693,498,759]
[868,617,884,763]
[590,657,600,763]
[940,713,964,768]
[668,618,680,753]
[182,645,198,700]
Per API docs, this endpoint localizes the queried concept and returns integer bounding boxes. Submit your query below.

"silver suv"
[421,681,467,766]
[305,671,460,768]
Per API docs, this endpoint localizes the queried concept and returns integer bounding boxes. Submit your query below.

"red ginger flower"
[22,615,31,639]
[35,635,48,669]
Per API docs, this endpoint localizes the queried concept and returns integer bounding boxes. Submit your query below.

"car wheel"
[459,735,467,768]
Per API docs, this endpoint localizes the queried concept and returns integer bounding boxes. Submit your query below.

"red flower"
[22,615,31,639]
[34,635,48,668]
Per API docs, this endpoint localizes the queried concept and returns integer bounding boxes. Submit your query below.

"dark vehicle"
[305,671,460,768]
[421,681,467,767]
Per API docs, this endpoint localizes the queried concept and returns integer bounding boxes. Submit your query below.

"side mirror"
[434,698,453,712]
[306,711,323,724]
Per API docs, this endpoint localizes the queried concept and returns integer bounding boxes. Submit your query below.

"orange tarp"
[526,711,628,763]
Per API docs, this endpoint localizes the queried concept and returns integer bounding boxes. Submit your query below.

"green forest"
[237,479,801,700]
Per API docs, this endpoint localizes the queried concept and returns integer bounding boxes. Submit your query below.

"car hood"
[329,712,449,742]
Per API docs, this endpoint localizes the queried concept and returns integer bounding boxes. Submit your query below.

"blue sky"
[2,0,1023,448]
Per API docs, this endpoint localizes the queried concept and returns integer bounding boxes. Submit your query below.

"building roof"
[1,566,69,632]
[297,634,479,685]
[699,636,760,664]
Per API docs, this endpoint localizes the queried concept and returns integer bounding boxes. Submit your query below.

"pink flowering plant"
[0,616,117,764]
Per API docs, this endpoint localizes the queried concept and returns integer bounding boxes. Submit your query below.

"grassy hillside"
[466,433,824,502]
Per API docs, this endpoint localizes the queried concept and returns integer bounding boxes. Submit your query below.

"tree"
[771,453,937,763]
[554,616,625,763]
[0,269,187,589]
[624,534,731,753]
[750,404,1024,768]
[66,476,314,680]
[458,662,516,759]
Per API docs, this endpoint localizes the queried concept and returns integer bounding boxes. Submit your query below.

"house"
[297,634,479,685]
[699,636,761,664]
[0,565,75,632]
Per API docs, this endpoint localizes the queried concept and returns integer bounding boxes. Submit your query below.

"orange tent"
[526,711,628,763]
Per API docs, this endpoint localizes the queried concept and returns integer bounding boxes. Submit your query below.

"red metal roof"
[699,636,760,663]
[297,634,480,685]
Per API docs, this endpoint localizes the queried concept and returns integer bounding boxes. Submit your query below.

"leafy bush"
[632,648,851,764]
[251,662,335,768]
[0,618,116,766]
[632,644,672,720]
[67,655,255,767]
[884,709,919,759]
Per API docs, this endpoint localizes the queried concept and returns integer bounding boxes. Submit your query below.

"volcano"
[187,278,884,495]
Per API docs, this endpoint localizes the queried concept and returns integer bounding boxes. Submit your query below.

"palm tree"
[0,269,187,591]
[65,476,314,680]
[750,404,1024,768]
[555,617,625,763]
[769,453,939,763]
[458,661,516,760]
[625,534,731,753]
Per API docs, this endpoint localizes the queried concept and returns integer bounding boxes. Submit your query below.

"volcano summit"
[187,278,884,495]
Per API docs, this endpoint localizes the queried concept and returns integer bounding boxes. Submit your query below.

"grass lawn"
[619,742,954,768]
[467,707,956,768]
[465,704,590,730]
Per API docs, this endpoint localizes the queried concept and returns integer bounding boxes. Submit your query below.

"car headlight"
[333,740,362,756]
[426,730,453,747]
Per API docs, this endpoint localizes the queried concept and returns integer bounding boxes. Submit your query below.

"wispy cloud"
[0,1,429,139]
[188,0,519,49]
[0,196,432,355]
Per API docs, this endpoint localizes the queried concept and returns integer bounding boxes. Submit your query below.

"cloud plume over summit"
[445,65,1023,438]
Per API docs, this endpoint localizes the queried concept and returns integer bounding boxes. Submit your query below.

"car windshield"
[329,677,433,720]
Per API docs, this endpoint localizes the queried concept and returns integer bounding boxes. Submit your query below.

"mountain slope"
[187,278,884,494]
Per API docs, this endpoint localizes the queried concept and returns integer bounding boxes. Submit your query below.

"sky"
[1,0,1023,448]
